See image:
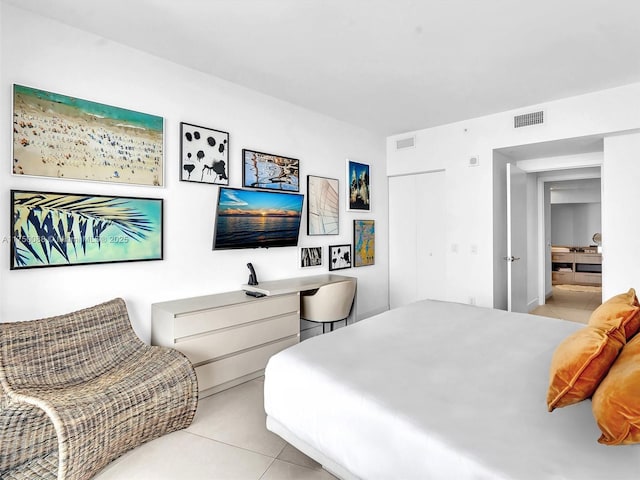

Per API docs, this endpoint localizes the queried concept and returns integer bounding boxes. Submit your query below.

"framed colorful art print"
[353,219,374,267]
[12,84,163,186]
[346,159,370,211]
[10,190,163,269]
[243,149,299,192]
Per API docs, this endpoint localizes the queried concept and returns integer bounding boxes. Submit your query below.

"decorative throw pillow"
[592,333,640,445]
[588,288,640,340]
[547,325,626,412]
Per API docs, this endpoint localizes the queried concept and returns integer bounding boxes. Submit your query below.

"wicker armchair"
[0,298,198,480]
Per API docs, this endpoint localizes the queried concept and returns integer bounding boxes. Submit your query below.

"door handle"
[503,256,521,262]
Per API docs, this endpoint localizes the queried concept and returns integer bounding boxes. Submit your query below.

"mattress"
[264,299,640,479]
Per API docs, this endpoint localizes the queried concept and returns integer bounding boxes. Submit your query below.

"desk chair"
[300,278,356,333]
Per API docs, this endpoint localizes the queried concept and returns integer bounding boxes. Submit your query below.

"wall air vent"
[395,136,415,150]
[514,110,544,128]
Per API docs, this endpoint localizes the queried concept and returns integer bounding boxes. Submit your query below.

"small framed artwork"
[12,84,164,186]
[243,149,299,191]
[300,246,323,268]
[353,219,375,267]
[328,244,352,271]
[10,190,163,270]
[346,159,371,211]
[307,175,339,235]
[180,122,229,184]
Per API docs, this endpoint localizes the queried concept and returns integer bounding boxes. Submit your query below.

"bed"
[264,299,640,479]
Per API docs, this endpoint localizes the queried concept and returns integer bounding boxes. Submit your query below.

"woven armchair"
[0,298,198,480]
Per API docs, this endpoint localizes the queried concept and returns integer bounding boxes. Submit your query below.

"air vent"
[514,110,544,128]
[396,136,415,149]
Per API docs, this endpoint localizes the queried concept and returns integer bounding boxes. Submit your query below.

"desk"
[152,274,356,397]
[242,273,355,296]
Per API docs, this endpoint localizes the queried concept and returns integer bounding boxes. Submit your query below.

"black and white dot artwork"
[180,122,229,185]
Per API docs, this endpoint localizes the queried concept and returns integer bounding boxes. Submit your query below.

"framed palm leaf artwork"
[10,190,163,269]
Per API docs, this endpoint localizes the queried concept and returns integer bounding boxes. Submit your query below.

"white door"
[389,171,446,309]
[506,163,528,312]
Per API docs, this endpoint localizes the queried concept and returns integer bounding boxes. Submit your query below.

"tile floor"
[94,377,337,480]
[529,285,602,324]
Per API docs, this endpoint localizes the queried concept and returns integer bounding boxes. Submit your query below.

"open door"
[506,163,528,312]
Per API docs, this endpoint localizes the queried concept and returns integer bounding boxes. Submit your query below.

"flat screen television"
[213,187,305,250]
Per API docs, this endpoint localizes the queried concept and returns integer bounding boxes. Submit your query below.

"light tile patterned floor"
[94,378,337,480]
[529,285,602,324]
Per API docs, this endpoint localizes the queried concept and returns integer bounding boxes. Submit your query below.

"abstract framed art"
[180,122,229,185]
[243,149,300,192]
[346,159,370,211]
[300,246,323,268]
[12,84,164,186]
[10,190,163,270]
[307,175,339,235]
[353,219,375,267]
[328,244,352,271]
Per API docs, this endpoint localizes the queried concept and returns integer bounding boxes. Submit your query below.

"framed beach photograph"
[243,149,300,191]
[328,244,352,271]
[307,175,339,235]
[353,219,375,267]
[10,190,163,270]
[12,84,164,186]
[346,159,370,211]
[300,246,323,268]
[180,122,229,185]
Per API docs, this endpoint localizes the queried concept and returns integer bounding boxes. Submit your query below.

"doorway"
[492,134,604,314]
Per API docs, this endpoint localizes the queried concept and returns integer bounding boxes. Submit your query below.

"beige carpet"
[555,284,602,293]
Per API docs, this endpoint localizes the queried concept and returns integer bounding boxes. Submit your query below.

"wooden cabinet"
[551,249,602,286]
[152,291,299,398]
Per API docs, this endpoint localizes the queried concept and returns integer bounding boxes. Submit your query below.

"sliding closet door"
[389,171,446,309]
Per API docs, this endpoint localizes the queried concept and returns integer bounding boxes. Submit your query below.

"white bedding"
[264,299,640,480]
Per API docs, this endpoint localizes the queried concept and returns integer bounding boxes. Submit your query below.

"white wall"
[387,83,640,307]
[0,3,388,339]
[550,203,601,246]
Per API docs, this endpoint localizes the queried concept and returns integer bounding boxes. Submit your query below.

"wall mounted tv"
[213,187,305,250]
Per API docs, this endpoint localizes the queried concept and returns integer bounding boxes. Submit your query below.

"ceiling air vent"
[395,136,415,150]
[514,110,545,128]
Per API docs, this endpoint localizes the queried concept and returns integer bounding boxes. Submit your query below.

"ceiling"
[5,0,640,136]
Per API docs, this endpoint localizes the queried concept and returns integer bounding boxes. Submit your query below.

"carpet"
[555,284,602,293]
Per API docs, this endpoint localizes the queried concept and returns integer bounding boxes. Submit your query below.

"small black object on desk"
[245,290,266,298]
[247,262,258,286]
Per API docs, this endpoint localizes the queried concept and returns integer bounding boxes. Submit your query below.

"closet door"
[389,171,446,309]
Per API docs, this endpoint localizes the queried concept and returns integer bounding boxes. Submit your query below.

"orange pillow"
[588,288,640,340]
[547,325,625,412]
[592,333,640,445]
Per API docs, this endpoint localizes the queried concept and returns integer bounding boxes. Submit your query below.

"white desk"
[242,273,355,296]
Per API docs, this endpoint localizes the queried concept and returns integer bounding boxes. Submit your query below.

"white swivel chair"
[300,278,356,333]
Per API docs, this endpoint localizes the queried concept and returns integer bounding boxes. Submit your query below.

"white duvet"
[264,300,640,479]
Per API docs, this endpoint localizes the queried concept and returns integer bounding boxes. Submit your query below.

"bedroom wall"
[0,3,388,339]
[387,82,640,306]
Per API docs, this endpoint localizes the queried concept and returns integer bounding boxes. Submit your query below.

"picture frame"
[353,219,375,267]
[10,189,163,270]
[243,149,300,192]
[346,159,371,211]
[12,84,164,186]
[180,122,229,185]
[307,175,339,235]
[328,244,352,271]
[299,246,323,268]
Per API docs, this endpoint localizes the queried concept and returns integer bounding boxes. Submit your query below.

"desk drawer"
[195,336,298,391]
[174,293,299,338]
[176,313,299,364]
